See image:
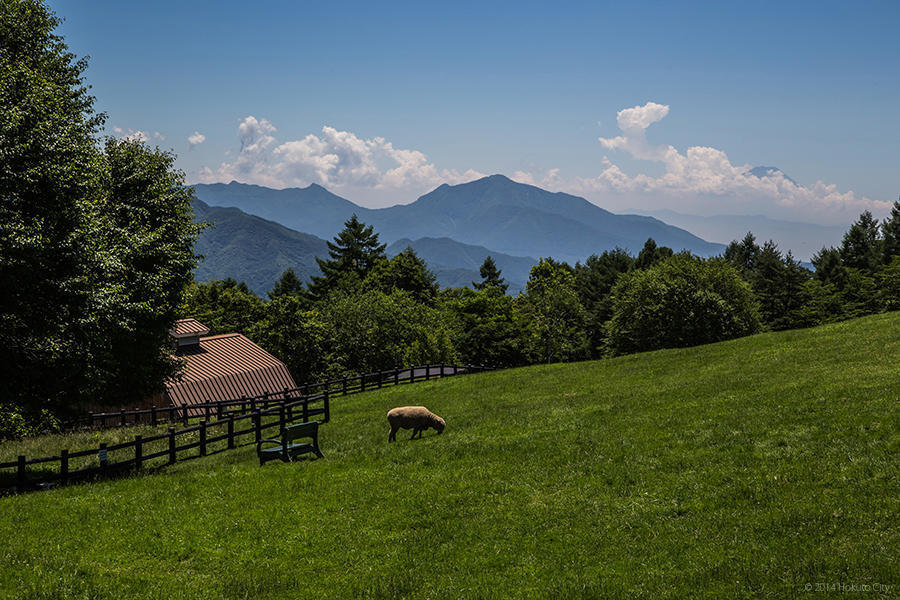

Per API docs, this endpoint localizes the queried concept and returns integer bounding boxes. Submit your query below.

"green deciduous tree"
[87,139,202,406]
[515,258,589,364]
[321,289,455,375]
[180,279,265,336]
[574,249,634,356]
[367,246,438,305]
[1,0,105,416]
[605,255,760,355]
[249,296,337,385]
[1,1,201,417]
[442,287,524,368]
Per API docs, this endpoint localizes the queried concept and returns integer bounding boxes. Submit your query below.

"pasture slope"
[1,313,898,599]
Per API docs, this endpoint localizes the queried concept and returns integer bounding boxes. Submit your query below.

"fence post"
[135,435,143,470]
[323,389,330,423]
[60,449,69,485]
[254,411,262,445]
[216,401,223,421]
[17,456,26,494]
[98,443,108,474]
[279,405,286,436]
[302,396,309,423]
[453,364,458,376]
[440,363,445,377]
[394,368,400,386]
[250,397,257,414]
[199,421,207,456]
[377,371,382,389]
[151,406,158,428]
[168,427,176,464]
[425,365,431,380]
[120,409,127,427]
[228,416,235,449]
[361,374,366,392]
[342,377,347,396]
[262,392,269,410]
[182,404,189,426]
[241,395,247,415]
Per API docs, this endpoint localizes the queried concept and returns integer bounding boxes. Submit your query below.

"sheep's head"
[434,416,445,434]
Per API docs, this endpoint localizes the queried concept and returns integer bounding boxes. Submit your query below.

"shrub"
[605,255,761,355]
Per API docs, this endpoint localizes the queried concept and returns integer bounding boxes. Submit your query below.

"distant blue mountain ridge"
[192,174,726,267]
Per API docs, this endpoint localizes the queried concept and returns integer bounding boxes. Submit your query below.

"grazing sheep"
[387,406,445,442]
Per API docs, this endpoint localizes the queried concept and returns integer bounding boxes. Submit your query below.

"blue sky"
[50,0,899,224]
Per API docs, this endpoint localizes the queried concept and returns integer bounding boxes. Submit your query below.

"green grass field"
[1,314,898,599]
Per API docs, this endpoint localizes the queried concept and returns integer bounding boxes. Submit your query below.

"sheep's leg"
[389,426,398,442]
[411,428,420,439]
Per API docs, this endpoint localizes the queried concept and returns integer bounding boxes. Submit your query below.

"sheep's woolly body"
[387,406,445,441]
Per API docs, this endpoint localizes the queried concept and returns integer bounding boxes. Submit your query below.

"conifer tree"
[881,200,900,263]
[840,211,881,271]
[368,247,438,305]
[308,215,386,299]
[268,267,307,301]
[473,256,508,293]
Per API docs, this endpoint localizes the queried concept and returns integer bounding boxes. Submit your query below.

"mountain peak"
[747,166,799,187]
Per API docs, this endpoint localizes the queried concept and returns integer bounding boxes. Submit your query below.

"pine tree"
[634,238,673,270]
[473,256,508,293]
[724,232,760,275]
[368,247,438,305]
[840,211,881,271]
[268,267,307,301]
[881,200,900,263]
[308,215,386,299]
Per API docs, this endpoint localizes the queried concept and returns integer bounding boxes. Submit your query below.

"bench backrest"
[284,421,318,441]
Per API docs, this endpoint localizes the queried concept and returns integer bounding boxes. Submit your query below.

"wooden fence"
[68,363,487,429]
[1,364,489,494]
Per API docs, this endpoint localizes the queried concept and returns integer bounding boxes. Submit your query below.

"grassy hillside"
[1,314,898,599]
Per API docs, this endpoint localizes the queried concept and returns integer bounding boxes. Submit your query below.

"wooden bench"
[257,421,324,466]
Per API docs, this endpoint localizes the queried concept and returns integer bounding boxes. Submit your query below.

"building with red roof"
[164,319,296,413]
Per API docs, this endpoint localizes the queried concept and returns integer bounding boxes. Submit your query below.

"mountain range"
[192,199,328,295]
[192,174,725,265]
[191,174,733,295]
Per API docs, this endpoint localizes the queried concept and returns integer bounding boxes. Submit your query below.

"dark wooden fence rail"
[66,364,488,430]
[2,364,490,495]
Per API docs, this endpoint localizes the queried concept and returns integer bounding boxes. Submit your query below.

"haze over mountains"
[628,209,845,261]
[192,175,725,293]
[191,172,846,295]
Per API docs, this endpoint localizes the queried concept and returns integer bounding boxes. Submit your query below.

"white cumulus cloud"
[197,117,484,204]
[188,131,206,147]
[579,101,892,224]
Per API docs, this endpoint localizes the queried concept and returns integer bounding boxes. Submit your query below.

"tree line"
[181,204,900,389]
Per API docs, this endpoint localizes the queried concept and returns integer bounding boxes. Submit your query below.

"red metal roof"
[169,318,210,339]
[165,333,296,407]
